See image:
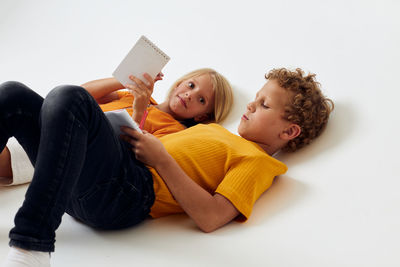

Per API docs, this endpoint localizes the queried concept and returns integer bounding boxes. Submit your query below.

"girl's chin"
[169,104,180,114]
[169,109,185,120]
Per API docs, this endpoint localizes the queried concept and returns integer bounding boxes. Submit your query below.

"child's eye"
[188,82,195,89]
[199,97,205,104]
[262,103,269,109]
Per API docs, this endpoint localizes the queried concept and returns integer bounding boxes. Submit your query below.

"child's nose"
[185,92,192,100]
[247,102,255,112]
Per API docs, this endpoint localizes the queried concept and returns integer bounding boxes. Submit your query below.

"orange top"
[100,91,185,138]
[148,123,288,221]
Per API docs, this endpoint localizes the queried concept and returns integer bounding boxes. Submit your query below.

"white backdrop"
[1,0,399,266]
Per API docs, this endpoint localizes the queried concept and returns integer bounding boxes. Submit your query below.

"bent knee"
[0,81,29,99]
[45,85,90,107]
[0,81,26,91]
[42,85,94,119]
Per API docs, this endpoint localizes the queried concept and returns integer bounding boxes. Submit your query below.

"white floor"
[1,0,400,266]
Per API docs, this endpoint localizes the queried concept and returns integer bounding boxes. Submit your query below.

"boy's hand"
[120,126,168,167]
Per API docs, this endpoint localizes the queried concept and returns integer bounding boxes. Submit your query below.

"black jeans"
[0,81,154,252]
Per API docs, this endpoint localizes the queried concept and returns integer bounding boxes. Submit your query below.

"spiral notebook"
[112,35,170,86]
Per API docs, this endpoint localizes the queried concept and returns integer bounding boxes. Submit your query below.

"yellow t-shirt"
[148,123,288,221]
[99,91,185,138]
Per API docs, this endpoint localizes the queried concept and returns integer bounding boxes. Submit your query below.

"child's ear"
[280,124,301,140]
[194,113,210,122]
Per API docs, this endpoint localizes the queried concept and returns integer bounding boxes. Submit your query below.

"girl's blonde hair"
[167,68,233,123]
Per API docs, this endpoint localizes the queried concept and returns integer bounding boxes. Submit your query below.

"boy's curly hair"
[266,68,334,152]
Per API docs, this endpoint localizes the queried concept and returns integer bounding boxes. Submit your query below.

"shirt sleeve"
[215,156,282,221]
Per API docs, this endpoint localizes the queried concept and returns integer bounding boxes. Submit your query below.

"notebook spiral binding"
[141,36,170,61]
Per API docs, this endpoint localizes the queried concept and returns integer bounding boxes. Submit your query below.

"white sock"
[1,247,50,267]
